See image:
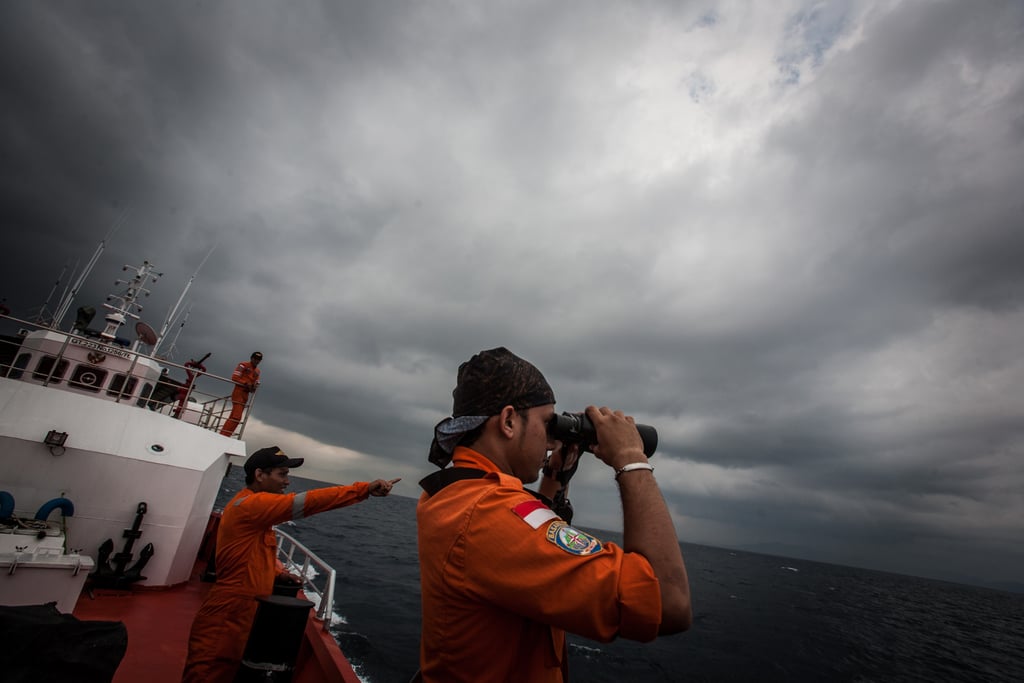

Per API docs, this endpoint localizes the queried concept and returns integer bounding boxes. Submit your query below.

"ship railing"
[0,310,257,438]
[275,527,337,631]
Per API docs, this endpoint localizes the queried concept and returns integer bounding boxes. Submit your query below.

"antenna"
[32,260,71,325]
[153,243,217,355]
[48,259,82,324]
[52,208,128,328]
[162,304,192,361]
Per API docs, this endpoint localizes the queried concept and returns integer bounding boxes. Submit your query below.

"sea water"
[217,469,1024,683]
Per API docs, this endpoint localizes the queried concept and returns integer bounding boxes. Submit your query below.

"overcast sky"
[2,1,1022,590]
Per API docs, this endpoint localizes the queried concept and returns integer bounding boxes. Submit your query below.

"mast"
[100,261,161,341]
[52,242,105,328]
[153,244,216,355]
[51,209,127,328]
[161,305,192,360]
[33,260,71,325]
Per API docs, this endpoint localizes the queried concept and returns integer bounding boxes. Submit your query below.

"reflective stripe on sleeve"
[292,492,307,520]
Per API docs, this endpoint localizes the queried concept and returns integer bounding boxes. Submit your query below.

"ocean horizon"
[218,469,1024,682]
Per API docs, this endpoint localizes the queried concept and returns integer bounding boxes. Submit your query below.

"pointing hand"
[369,478,401,496]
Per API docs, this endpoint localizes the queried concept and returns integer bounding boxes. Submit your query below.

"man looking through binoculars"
[415,347,691,683]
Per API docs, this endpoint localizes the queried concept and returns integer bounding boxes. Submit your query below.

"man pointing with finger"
[183,446,400,682]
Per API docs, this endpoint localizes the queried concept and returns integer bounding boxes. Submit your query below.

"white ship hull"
[0,373,245,587]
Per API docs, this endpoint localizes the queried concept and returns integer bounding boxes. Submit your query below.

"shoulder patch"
[545,521,603,556]
[512,499,558,529]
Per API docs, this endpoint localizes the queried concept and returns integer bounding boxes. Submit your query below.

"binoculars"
[547,411,658,457]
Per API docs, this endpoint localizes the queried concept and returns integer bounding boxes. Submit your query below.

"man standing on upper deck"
[220,351,262,436]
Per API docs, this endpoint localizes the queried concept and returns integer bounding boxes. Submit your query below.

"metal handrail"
[274,527,337,631]
[0,310,256,437]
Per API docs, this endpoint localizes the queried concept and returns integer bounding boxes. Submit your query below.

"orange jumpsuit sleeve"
[460,486,662,643]
[230,361,260,390]
[230,483,371,528]
[231,362,249,385]
[214,484,372,594]
[294,482,371,518]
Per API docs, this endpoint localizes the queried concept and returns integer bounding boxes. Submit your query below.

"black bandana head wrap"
[428,347,555,468]
[452,347,555,417]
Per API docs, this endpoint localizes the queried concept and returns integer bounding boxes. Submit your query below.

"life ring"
[34,497,75,521]
[0,491,14,519]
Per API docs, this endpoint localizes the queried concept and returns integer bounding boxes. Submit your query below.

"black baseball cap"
[244,446,303,476]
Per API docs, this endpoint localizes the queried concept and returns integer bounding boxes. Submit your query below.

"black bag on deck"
[0,602,127,683]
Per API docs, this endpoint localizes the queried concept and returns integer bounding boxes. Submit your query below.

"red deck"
[73,561,362,683]
[74,575,208,682]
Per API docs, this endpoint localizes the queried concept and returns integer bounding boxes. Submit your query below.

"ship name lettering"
[70,337,132,360]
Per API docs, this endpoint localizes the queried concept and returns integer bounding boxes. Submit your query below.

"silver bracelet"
[614,462,654,480]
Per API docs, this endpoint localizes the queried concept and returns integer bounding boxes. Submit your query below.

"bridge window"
[8,353,30,379]
[69,365,108,392]
[33,356,70,383]
[136,382,155,408]
[108,373,139,398]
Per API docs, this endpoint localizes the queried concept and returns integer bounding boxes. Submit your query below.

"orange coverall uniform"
[182,481,370,683]
[220,360,261,436]
[416,447,663,683]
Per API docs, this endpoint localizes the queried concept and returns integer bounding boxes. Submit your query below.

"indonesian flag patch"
[512,499,558,529]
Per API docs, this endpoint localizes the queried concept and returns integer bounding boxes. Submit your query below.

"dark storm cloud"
[1,1,1022,589]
